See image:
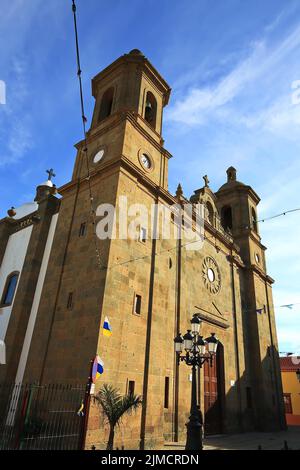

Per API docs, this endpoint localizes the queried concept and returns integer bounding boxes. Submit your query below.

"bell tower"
[216,166,263,268]
[25,50,173,401]
[216,168,286,431]
[72,49,172,189]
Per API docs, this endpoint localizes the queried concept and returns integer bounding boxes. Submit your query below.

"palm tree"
[94,383,142,450]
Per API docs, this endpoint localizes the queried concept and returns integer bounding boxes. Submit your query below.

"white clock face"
[93,149,105,163]
[141,153,151,169]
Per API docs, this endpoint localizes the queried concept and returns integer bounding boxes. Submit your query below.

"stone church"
[0,49,286,449]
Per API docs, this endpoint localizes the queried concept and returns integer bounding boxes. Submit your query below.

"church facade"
[0,50,286,449]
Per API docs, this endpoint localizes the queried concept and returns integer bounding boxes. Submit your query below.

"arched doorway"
[203,342,225,435]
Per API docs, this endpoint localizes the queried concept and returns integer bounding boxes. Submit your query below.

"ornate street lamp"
[174,314,218,450]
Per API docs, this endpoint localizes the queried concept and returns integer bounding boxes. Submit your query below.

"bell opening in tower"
[221,206,233,231]
[144,91,157,129]
[99,87,114,122]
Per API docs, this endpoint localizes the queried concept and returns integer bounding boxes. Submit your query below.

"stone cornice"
[194,307,230,330]
[191,185,218,203]
[232,228,267,250]
[59,156,240,256]
[76,111,172,160]
[226,254,245,269]
[91,52,171,105]
[246,263,275,284]
[216,183,260,205]
[0,216,17,227]
[0,197,60,233]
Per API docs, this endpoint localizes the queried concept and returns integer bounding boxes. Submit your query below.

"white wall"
[15,214,58,384]
[0,226,33,342]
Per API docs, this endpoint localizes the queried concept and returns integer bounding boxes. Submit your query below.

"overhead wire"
[71,0,103,270]
[258,207,300,223]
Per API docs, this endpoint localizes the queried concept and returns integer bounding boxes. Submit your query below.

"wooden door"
[203,346,224,435]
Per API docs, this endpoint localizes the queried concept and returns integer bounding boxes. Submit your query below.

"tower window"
[128,380,135,395]
[283,393,292,414]
[251,208,258,233]
[1,272,19,307]
[144,91,157,129]
[79,222,87,237]
[164,377,170,409]
[206,201,214,225]
[140,227,147,243]
[99,87,114,122]
[134,294,142,315]
[67,292,74,310]
[221,206,233,231]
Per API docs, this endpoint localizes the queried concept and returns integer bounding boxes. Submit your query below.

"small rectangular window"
[283,393,293,414]
[128,380,135,395]
[164,377,170,409]
[140,227,147,243]
[67,292,73,310]
[246,387,252,409]
[79,222,86,237]
[134,294,142,315]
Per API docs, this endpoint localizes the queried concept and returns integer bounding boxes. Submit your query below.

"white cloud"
[0,0,62,168]
[0,58,33,166]
[166,20,300,128]
[277,328,300,355]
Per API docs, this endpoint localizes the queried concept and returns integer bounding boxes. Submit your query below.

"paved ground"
[164,426,300,450]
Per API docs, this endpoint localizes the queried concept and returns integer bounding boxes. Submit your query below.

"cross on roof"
[46,168,56,181]
[203,174,209,187]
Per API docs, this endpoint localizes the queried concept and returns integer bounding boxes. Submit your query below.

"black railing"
[0,383,86,450]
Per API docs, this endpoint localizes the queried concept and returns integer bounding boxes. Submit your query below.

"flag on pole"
[102,316,112,337]
[92,355,104,383]
[77,400,84,417]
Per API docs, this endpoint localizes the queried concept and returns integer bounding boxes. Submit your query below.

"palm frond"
[116,393,143,425]
[94,383,142,427]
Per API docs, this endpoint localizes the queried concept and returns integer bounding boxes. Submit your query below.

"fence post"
[78,359,94,450]
[15,385,31,450]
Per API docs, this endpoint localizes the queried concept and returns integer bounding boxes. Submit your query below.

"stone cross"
[203,175,209,187]
[46,168,56,181]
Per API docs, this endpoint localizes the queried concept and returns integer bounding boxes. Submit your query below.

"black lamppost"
[174,314,218,450]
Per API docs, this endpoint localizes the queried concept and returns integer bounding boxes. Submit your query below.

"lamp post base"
[185,419,203,450]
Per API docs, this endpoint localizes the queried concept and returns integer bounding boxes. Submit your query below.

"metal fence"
[0,383,87,450]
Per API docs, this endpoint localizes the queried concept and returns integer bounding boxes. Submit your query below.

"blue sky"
[0,0,300,353]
